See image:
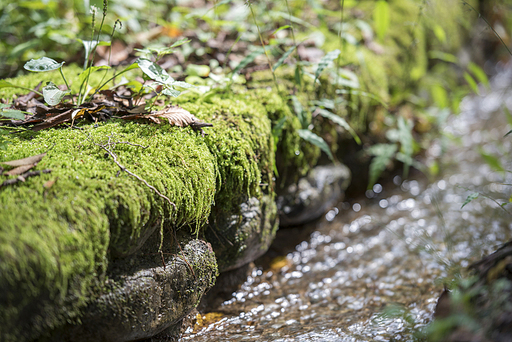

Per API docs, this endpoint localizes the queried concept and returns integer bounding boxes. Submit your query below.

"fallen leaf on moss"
[4,164,35,176]
[121,105,213,134]
[0,169,52,187]
[43,178,57,189]
[1,152,46,167]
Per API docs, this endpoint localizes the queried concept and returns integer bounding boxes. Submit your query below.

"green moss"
[0,70,286,340]
[0,120,219,341]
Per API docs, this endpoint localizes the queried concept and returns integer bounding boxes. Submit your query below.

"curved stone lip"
[48,239,218,342]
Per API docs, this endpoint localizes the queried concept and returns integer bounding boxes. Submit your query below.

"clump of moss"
[0,120,219,341]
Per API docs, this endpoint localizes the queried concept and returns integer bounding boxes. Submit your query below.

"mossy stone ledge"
[0,80,316,341]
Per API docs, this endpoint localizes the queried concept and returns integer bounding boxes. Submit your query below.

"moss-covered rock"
[0,69,314,340]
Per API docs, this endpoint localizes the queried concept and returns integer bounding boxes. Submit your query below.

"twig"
[1,169,52,187]
[87,132,176,211]
[84,132,199,278]
[462,0,512,57]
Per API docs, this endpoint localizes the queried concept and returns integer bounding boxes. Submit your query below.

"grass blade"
[461,192,479,209]
[231,47,265,76]
[297,129,334,161]
[314,49,340,83]
[367,143,397,188]
[273,45,296,72]
[316,108,361,144]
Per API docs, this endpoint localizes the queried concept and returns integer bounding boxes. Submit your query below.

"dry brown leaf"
[121,105,213,130]
[127,104,147,114]
[1,152,46,167]
[43,178,57,189]
[4,164,35,176]
[152,105,213,128]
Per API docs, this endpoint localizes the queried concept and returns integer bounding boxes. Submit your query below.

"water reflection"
[182,63,512,341]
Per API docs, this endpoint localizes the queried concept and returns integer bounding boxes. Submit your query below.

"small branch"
[1,169,52,187]
[87,132,176,211]
[462,0,512,57]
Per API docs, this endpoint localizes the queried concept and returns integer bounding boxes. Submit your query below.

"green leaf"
[433,25,447,43]
[185,64,210,77]
[272,25,290,36]
[333,68,359,88]
[373,0,390,41]
[316,108,361,145]
[172,81,195,89]
[311,99,335,109]
[0,80,15,89]
[273,45,296,72]
[504,130,512,138]
[431,84,448,109]
[428,51,458,63]
[78,66,111,86]
[294,64,302,87]
[24,57,64,72]
[171,38,191,48]
[231,47,265,76]
[297,129,333,161]
[290,95,308,129]
[504,105,512,127]
[162,87,181,97]
[395,152,427,174]
[367,144,397,189]
[0,109,26,120]
[397,117,414,178]
[80,40,99,68]
[137,58,172,83]
[464,72,479,95]
[479,149,505,172]
[42,81,69,106]
[314,49,340,83]
[461,193,479,209]
[468,62,489,88]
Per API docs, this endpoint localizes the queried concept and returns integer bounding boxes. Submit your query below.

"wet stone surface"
[180,64,512,341]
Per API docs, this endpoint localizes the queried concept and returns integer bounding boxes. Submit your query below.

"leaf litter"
[1,84,213,133]
[0,151,50,187]
[0,82,214,187]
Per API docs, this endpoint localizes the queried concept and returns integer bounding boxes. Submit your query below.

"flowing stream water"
[180,63,512,341]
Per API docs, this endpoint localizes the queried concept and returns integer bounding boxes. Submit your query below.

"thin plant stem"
[247,1,280,94]
[89,64,137,100]
[336,0,344,90]
[9,86,43,97]
[284,0,304,92]
[81,0,108,105]
[462,0,512,57]
[59,67,71,92]
[78,8,96,105]
[87,19,122,103]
